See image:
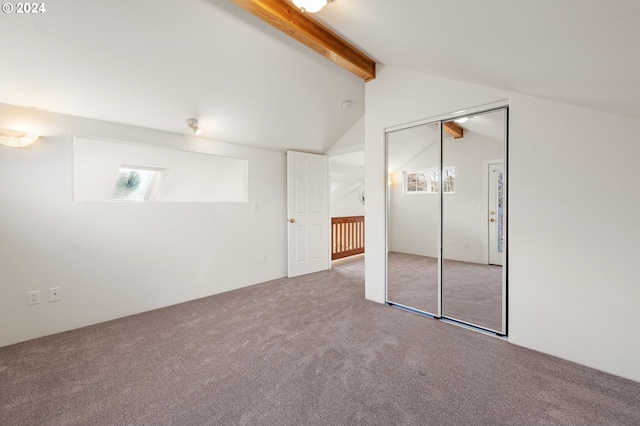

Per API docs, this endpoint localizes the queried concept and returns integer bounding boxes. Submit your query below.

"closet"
[386,107,508,335]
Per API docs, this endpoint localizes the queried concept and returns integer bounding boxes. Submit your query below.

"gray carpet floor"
[387,252,439,314]
[388,252,503,331]
[2,257,640,425]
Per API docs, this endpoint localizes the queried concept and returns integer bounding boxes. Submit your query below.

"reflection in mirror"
[441,109,506,333]
[386,123,440,314]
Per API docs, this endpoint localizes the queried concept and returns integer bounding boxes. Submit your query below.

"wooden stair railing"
[331,216,364,260]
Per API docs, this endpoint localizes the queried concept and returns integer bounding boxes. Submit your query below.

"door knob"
[288,218,295,223]
[490,218,496,222]
[490,211,496,215]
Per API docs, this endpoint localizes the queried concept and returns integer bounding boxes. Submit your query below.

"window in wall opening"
[404,167,455,194]
[113,166,160,201]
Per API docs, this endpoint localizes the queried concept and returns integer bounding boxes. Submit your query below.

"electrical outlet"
[27,291,40,305]
[262,254,268,263]
[49,287,62,302]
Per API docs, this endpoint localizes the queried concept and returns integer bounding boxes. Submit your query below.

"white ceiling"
[0,0,364,153]
[316,0,640,120]
[454,111,505,143]
[1,0,638,154]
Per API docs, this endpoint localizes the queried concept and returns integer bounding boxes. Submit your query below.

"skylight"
[112,167,157,201]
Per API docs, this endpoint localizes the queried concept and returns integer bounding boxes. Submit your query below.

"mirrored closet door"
[386,107,507,335]
[441,109,506,333]
[386,123,440,315]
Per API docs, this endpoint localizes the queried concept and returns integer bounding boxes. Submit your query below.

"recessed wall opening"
[73,136,248,203]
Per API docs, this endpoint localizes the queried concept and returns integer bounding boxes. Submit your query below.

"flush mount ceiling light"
[291,0,333,13]
[186,118,202,135]
[342,100,352,110]
[0,128,39,148]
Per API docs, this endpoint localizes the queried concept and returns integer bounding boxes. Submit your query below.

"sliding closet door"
[441,109,507,334]
[386,123,440,315]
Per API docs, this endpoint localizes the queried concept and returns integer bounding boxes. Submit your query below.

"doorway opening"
[329,150,365,264]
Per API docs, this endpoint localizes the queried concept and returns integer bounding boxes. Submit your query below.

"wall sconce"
[0,128,39,148]
[292,0,333,13]
[186,118,202,136]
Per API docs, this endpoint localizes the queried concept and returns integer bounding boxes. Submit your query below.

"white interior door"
[488,162,505,266]
[287,150,329,278]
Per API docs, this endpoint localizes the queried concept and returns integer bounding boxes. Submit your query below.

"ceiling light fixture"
[0,128,39,148]
[342,100,352,110]
[291,0,332,13]
[186,118,202,136]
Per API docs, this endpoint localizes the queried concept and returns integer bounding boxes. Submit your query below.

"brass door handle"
[288,218,295,223]
[490,210,496,215]
[490,218,496,222]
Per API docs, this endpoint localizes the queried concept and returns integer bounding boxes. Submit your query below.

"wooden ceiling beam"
[443,122,464,139]
[231,0,376,82]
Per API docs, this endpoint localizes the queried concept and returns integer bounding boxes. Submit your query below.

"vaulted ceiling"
[0,0,364,153]
[1,0,638,153]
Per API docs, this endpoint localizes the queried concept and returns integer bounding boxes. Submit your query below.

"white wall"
[326,116,364,156]
[388,142,439,257]
[365,66,640,382]
[0,103,287,347]
[330,185,364,218]
[442,131,503,263]
[328,116,365,218]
